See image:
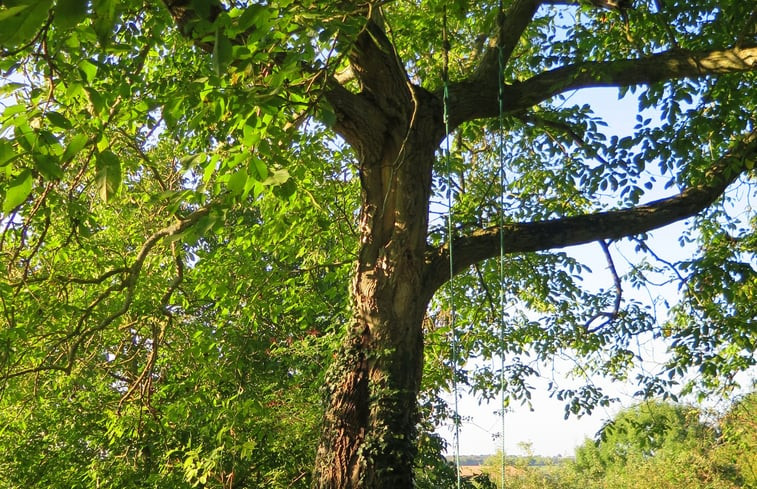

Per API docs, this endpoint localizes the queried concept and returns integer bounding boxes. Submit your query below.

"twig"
[586,240,622,333]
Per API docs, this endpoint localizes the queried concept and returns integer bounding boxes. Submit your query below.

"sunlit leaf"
[261,168,289,186]
[77,59,98,84]
[62,133,89,161]
[0,139,17,167]
[2,168,33,213]
[95,149,120,201]
[227,167,248,195]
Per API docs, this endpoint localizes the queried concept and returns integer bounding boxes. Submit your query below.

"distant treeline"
[448,454,571,467]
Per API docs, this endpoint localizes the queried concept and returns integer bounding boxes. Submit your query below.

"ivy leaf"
[95,150,121,202]
[2,168,33,213]
[0,0,54,49]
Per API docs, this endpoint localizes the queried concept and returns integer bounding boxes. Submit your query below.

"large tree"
[0,1,755,488]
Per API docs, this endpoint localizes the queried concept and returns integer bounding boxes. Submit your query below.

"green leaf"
[91,0,116,47]
[180,153,206,169]
[77,59,98,84]
[262,168,289,186]
[189,0,213,19]
[227,168,248,195]
[2,168,33,213]
[0,139,17,167]
[33,154,63,180]
[62,133,88,161]
[250,158,268,181]
[212,26,232,76]
[163,97,184,129]
[0,1,54,49]
[318,106,337,128]
[46,111,72,129]
[53,0,88,29]
[84,87,105,115]
[0,82,25,97]
[0,5,30,23]
[95,149,120,201]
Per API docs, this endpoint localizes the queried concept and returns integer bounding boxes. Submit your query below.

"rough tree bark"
[311,18,446,487]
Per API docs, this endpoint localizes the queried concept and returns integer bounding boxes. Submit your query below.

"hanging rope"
[497,1,508,487]
[441,8,462,489]
[443,5,509,487]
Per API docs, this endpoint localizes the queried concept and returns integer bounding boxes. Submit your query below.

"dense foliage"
[0,0,755,487]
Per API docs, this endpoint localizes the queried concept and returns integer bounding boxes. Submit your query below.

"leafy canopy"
[0,0,756,487]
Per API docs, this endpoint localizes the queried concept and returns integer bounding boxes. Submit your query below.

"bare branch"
[586,240,622,333]
[469,0,543,86]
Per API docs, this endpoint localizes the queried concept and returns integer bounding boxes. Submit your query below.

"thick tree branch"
[323,77,389,158]
[447,44,757,129]
[422,130,757,298]
[469,0,542,86]
[349,16,412,111]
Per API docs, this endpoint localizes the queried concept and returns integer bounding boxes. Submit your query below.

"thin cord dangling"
[442,8,461,489]
[497,0,508,487]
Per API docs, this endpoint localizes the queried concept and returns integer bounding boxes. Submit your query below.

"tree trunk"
[313,87,443,488]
